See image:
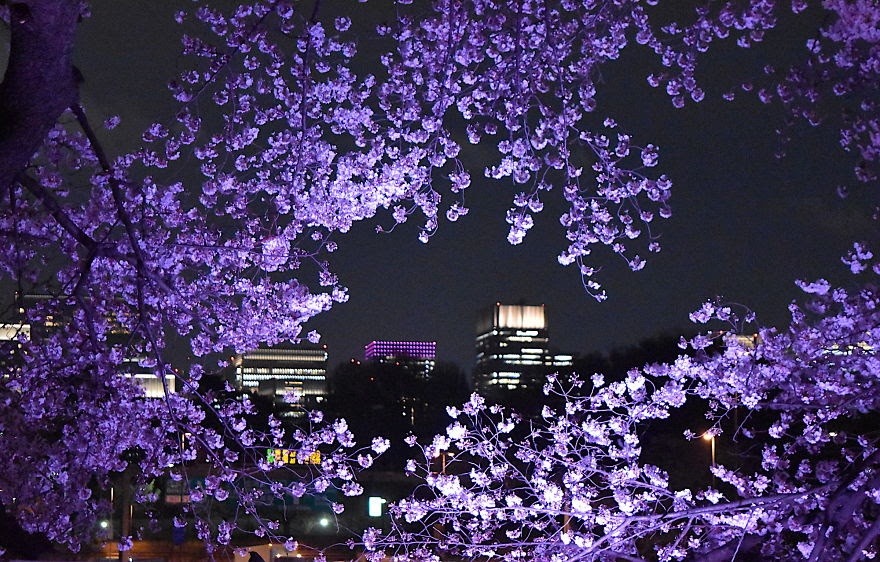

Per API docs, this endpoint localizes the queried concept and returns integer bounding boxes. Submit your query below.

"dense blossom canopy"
[366,269,880,560]
[0,0,877,559]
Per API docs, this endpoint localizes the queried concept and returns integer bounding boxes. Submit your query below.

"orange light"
[702,433,713,441]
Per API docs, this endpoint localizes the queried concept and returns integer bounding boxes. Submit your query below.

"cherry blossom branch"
[16,174,96,250]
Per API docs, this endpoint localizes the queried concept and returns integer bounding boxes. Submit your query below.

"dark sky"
[74,2,878,372]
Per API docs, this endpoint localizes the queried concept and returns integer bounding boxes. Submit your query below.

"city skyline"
[69,0,877,373]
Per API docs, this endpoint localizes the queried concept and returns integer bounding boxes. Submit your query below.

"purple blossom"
[2,0,879,556]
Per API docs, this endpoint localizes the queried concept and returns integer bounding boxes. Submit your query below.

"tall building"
[235,343,329,411]
[364,340,436,378]
[474,303,573,394]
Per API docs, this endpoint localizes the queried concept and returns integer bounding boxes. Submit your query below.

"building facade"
[12,294,175,398]
[363,340,436,378]
[474,303,573,394]
[235,343,329,410]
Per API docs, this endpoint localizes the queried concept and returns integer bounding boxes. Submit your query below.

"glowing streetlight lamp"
[702,432,716,463]
[702,432,716,485]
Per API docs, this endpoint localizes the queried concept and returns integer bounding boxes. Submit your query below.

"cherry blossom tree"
[0,0,396,552]
[364,268,880,560]
[354,0,880,560]
[0,0,877,558]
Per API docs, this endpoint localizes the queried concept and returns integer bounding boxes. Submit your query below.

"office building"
[235,343,329,410]
[474,303,573,394]
[12,293,175,398]
[364,340,437,378]
[118,352,176,398]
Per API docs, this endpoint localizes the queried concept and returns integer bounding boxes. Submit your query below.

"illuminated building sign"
[363,340,437,377]
[165,479,191,504]
[364,341,436,360]
[267,449,322,465]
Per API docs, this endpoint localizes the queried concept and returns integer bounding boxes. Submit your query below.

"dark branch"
[17,174,95,249]
[691,535,761,562]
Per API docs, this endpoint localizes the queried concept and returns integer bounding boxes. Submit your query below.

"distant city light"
[364,340,437,360]
[368,496,387,517]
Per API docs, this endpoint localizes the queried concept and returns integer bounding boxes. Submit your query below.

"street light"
[702,432,716,485]
[702,432,716,464]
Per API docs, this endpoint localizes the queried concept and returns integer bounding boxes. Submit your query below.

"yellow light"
[702,433,713,441]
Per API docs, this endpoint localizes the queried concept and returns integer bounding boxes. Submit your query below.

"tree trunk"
[0,0,80,192]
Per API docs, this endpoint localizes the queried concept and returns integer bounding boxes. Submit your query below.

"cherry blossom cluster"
[378,0,675,298]
[1,1,383,549]
[642,0,880,184]
[0,304,383,553]
[0,323,174,550]
[363,265,880,560]
[768,0,880,184]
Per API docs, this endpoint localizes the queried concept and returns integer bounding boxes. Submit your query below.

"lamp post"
[431,450,447,540]
[702,432,716,485]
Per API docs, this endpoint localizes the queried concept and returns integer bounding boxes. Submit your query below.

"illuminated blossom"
[0,0,878,556]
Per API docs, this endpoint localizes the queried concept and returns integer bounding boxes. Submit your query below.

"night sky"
[74,1,878,372]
